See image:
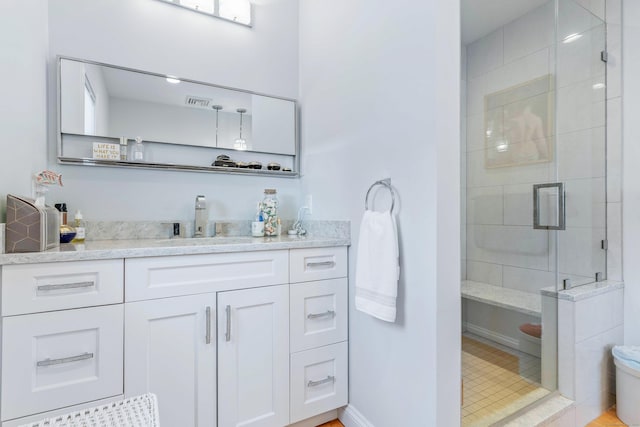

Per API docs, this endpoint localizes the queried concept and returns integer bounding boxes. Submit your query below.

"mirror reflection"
[59,57,296,156]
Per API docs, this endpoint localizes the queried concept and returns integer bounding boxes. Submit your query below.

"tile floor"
[586,407,627,427]
[462,334,550,427]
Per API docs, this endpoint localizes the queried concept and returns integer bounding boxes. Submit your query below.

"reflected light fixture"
[496,139,509,153]
[213,105,223,146]
[234,108,248,151]
[166,76,181,84]
[562,33,583,44]
[593,83,606,90]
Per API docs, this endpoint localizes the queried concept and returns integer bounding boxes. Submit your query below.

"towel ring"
[365,179,395,213]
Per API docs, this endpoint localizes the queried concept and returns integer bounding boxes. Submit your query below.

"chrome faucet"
[194,195,207,237]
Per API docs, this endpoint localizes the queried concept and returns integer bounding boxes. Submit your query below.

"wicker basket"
[19,393,160,427]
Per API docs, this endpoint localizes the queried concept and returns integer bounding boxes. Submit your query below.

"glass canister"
[262,189,278,236]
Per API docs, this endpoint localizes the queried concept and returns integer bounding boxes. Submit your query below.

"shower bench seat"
[461,280,541,317]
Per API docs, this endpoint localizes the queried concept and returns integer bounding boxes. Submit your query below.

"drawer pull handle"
[225,305,231,342]
[37,281,95,292]
[306,261,335,268]
[308,375,335,388]
[36,352,94,367]
[307,310,336,320]
[205,306,212,344]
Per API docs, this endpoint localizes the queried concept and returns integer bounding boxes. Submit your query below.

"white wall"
[85,63,110,136]
[0,0,49,223]
[623,0,640,343]
[299,1,460,426]
[40,0,300,222]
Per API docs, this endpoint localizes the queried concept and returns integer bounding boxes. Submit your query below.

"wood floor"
[586,407,627,426]
[318,420,344,427]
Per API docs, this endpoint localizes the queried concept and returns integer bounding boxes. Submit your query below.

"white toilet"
[613,346,640,426]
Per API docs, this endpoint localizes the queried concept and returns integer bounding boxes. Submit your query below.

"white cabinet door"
[218,285,289,427]
[125,294,216,427]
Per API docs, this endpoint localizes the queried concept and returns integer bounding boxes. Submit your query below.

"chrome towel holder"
[365,178,396,213]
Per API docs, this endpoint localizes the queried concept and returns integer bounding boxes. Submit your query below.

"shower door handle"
[533,183,565,230]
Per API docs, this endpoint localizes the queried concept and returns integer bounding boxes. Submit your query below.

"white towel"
[355,210,400,322]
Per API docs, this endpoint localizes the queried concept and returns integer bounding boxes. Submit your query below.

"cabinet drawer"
[1,260,123,316]
[290,278,348,353]
[125,250,289,301]
[290,247,347,283]
[1,305,124,421]
[290,342,348,424]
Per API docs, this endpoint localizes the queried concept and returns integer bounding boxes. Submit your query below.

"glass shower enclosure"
[461,0,606,424]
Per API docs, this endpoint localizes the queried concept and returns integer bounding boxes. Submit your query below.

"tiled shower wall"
[465,2,555,294]
[463,0,620,298]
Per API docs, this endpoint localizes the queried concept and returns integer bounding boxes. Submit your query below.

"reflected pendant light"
[234,108,248,150]
[213,105,223,146]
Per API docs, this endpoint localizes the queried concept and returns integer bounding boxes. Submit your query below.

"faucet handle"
[161,222,182,238]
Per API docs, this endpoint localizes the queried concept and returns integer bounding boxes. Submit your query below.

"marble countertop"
[0,235,350,265]
[541,280,624,301]
[461,280,542,317]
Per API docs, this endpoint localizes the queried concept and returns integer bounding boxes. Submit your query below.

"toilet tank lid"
[613,346,640,371]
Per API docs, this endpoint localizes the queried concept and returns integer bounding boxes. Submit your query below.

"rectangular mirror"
[58,57,297,173]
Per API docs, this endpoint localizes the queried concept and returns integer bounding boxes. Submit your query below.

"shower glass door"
[553,0,607,291]
[461,0,606,425]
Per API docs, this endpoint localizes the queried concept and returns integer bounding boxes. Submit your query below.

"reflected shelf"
[57,157,298,178]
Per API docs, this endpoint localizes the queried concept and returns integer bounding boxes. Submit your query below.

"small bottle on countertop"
[251,203,264,237]
[72,210,86,243]
[120,137,128,161]
[54,203,76,243]
[133,136,144,161]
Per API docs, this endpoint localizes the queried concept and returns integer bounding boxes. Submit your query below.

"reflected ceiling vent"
[185,95,213,109]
